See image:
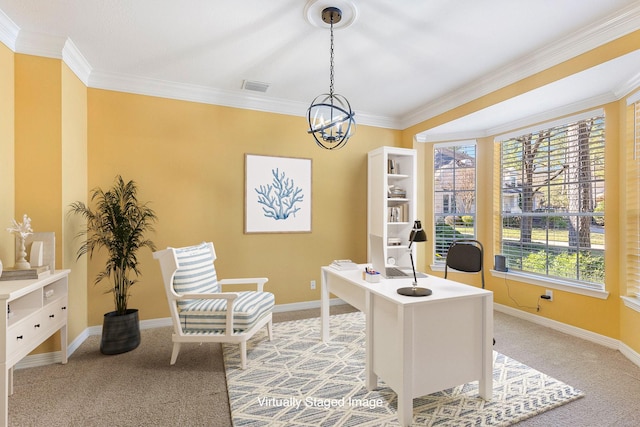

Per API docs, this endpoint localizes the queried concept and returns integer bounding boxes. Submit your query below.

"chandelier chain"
[329,14,335,97]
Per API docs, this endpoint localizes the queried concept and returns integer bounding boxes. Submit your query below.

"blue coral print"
[255,168,304,220]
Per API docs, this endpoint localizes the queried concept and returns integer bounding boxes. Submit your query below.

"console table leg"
[60,325,68,364]
[1,364,7,427]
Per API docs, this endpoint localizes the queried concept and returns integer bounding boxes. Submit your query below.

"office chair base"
[397,286,432,297]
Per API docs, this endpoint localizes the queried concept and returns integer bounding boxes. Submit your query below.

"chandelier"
[307,7,356,150]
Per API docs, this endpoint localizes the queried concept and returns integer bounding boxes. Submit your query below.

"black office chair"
[444,239,485,288]
[444,239,494,345]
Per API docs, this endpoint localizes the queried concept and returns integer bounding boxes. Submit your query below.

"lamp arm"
[408,231,418,285]
[409,251,418,286]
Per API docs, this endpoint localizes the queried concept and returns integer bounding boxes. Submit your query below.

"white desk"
[321,266,493,427]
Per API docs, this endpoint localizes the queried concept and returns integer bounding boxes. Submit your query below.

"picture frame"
[245,154,312,234]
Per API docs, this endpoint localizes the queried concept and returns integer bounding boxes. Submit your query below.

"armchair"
[153,242,274,369]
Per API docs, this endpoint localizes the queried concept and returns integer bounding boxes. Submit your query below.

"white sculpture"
[7,214,33,270]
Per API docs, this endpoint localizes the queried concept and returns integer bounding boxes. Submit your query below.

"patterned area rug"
[223,312,584,426]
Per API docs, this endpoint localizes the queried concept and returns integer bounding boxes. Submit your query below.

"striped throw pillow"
[173,243,219,308]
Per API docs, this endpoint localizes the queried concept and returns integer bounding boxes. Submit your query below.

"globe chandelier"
[307,6,356,150]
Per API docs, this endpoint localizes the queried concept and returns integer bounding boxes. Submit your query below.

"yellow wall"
[14,55,63,252]
[85,89,402,325]
[404,32,640,352]
[0,43,14,266]
[61,63,89,341]
[14,54,63,352]
[12,54,88,352]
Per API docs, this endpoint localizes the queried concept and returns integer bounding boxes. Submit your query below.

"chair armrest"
[219,277,269,292]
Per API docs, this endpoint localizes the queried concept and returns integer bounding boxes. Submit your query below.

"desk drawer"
[40,296,68,332]
[6,313,42,360]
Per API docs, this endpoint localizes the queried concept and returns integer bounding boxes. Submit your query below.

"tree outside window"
[499,113,605,287]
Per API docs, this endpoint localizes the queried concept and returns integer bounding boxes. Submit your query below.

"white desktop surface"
[321,264,493,427]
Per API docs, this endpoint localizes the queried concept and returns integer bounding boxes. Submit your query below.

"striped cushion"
[173,243,219,309]
[179,290,275,333]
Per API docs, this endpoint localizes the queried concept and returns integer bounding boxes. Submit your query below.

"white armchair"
[153,242,274,369]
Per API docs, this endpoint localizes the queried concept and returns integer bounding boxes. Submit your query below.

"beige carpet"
[224,312,584,426]
[8,306,640,426]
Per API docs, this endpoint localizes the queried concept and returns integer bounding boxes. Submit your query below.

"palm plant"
[70,176,157,315]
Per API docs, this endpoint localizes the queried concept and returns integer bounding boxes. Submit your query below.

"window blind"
[498,114,605,288]
[627,101,640,298]
[433,142,477,263]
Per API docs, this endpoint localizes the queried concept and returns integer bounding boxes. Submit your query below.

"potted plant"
[70,175,157,355]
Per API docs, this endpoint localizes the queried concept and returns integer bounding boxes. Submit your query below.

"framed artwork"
[245,154,312,233]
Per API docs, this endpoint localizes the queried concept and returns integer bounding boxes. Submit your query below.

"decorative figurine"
[7,214,33,270]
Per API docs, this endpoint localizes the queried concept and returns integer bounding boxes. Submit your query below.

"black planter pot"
[100,309,141,355]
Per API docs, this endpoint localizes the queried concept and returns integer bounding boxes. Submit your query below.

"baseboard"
[494,303,620,348]
[619,341,640,367]
[18,300,639,371]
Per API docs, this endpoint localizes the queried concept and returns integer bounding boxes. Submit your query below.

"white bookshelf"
[367,146,417,269]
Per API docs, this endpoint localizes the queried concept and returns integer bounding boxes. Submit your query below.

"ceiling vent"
[242,80,270,93]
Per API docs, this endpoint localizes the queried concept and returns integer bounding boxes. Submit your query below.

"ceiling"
[0,0,638,134]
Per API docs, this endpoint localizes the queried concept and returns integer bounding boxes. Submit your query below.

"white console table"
[0,270,69,427]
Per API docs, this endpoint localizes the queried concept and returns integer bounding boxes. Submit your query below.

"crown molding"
[417,92,616,143]
[88,69,399,128]
[14,29,66,59]
[0,8,18,51]
[616,71,640,100]
[401,2,640,130]
[62,39,91,86]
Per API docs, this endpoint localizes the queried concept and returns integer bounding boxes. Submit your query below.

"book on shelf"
[330,259,359,270]
[388,203,409,222]
[0,266,50,281]
[388,159,402,175]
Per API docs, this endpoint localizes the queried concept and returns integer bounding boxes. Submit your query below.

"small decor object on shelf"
[0,265,49,281]
[6,214,33,270]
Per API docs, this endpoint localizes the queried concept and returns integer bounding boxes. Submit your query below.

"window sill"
[621,296,640,313]
[489,269,609,300]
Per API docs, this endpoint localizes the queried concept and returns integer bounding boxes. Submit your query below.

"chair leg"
[170,342,181,365]
[267,320,273,341]
[240,341,247,370]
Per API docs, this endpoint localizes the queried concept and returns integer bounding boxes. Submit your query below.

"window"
[497,110,605,289]
[626,95,640,301]
[434,142,477,263]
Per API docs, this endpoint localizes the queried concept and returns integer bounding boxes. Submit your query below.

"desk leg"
[478,294,493,399]
[320,269,330,342]
[364,291,377,390]
[397,305,414,427]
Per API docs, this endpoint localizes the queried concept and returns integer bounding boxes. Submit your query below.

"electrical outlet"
[545,290,553,301]
[310,280,316,290]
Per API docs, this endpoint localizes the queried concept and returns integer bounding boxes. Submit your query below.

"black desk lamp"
[397,220,432,297]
